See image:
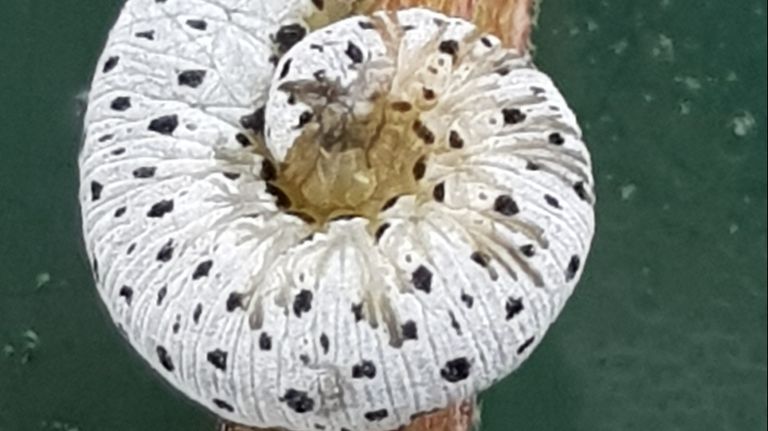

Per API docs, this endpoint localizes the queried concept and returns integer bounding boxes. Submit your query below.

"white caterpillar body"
[79,1,594,430]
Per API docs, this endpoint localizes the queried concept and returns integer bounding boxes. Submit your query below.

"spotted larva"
[79,2,594,430]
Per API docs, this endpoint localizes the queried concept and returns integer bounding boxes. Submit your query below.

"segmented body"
[79,2,594,430]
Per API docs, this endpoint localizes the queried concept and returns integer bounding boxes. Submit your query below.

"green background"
[1,0,766,430]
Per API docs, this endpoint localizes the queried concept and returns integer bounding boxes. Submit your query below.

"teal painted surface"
[1,1,765,430]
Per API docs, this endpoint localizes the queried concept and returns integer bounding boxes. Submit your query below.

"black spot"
[186,19,207,30]
[480,36,492,47]
[391,101,412,112]
[401,320,418,340]
[319,333,329,354]
[223,172,240,180]
[157,239,174,262]
[470,251,490,267]
[358,20,374,30]
[345,41,363,63]
[496,66,510,76]
[313,69,326,81]
[275,24,307,53]
[193,303,203,324]
[127,243,136,255]
[374,223,390,243]
[135,30,155,40]
[422,87,436,101]
[351,303,364,322]
[280,389,315,413]
[280,58,292,79]
[432,182,445,202]
[309,43,324,52]
[412,158,427,180]
[178,70,207,88]
[293,289,313,317]
[240,106,266,134]
[364,409,389,422]
[412,120,435,144]
[574,182,589,201]
[235,133,251,147]
[259,333,272,351]
[269,55,279,66]
[110,147,125,155]
[548,132,565,145]
[297,111,313,128]
[312,0,324,9]
[172,321,180,334]
[517,336,535,354]
[502,108,526,125]
[103,55,119,73]
[100,134,115,142]
[448,311,462,335]
[114,206,127,217]
[157,286,167,305]
[119,286,133,305]
[299,354,310,365]
[525,161,540,171]
[265,183,291,208]
[411,265,432,293]
[530,86,546,95]
[147,199,174,218]
[92,257,99,280]
[565,255,581,281]
[460,292,474,308]
[352,360,376,379]
[132,166,156,178]
[148,114,178,135]
[520,244,535,257]
[505,297,524,320]
[449,130,464,149]
[90,181,103,201]
[544,194,561,208]
[192,260,213,280]
[493,195,519,216]
[213,399,234,412]
[110,96,131,111]
[226,292,244,312]
[438,39,459,57]
[440,357,470,382]
[156,346,174,371]
[381,195,400,211]
[207,349,228,371]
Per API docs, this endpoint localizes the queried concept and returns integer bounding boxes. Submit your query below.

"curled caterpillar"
[79,1,594,430]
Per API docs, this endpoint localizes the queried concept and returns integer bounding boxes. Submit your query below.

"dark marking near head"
[438,40,459,57]
[213,399,234,412]
[240,106,265,134]
[90,181,103,201]
[449,130,464,149]
[574,182,589,201]
[92,257,99,280]
[235,133,251,147]
[364,409,389,422]
[565,255,581,281]
[110,147,125,155]
[259,332,272,351]
[157,286,167,306]
[132,166,156,178]
[433,182,445,202]
[157,239,174,262]
[345,41,363,63]
[275,24,307,53]
[548,132,565,145]
[358,20,374,29]
[422,87,436,101]
[192,260,213,280]
[412,158,427,180]
[156,346,174,371]
[493,195,519,216]
[103,56,119,73]
[530,86,546,95]
[351,303,364,322]
[470,251,490,267]
[148,114,178,135]
[505,297,524,320]
[110,96,131,111]
[391,101,412,112]
[226,292,244,312]
[207,349,228,371]
[99,134,114,142]
[496,66,510,76]
[502,108,526,125]
[460,292,474,308]
[265,184,291,208]
[310,44,324,52]
[319,333,330,354]
[526,161,540,170]
[172,321,180,334]
[193,303,203,324]
[135,30,155,40]
[280,389,315,413]
[223,172,240,180]
[114,206,126,218]
[375,223,390,243]
[517,336,535,354]
[352,360,376,379]
[127,243,136,255]
[178,70,206,88]
[147,199,174,218]
[312,0,324,9]
[412,120,435,144]
[297,111,313,128]
[313,69,326,81]
[440,357,470,382]
[293,289,313,317]
[448,311,462,335]
[401,320,418,340]
[411,265,432,293]
[544,194,561,209]
[186,19,207,30]
[280,58,292,79]
[381,195,399,211]
[480,36,492,47]
[119,286,133,305]
[520,244,535,257]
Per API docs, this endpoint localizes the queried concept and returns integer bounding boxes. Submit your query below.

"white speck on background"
[586,19,599,32]
[725,71,739,82]
[643,93,655,103]
[36,272,51,289]
[679,100,691,115]
[675,76,702,91]
[610,39,629,55]
[621,184,637,200]
[731,111,756,137]
[652,34,675,61]
[729,224,739,234]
